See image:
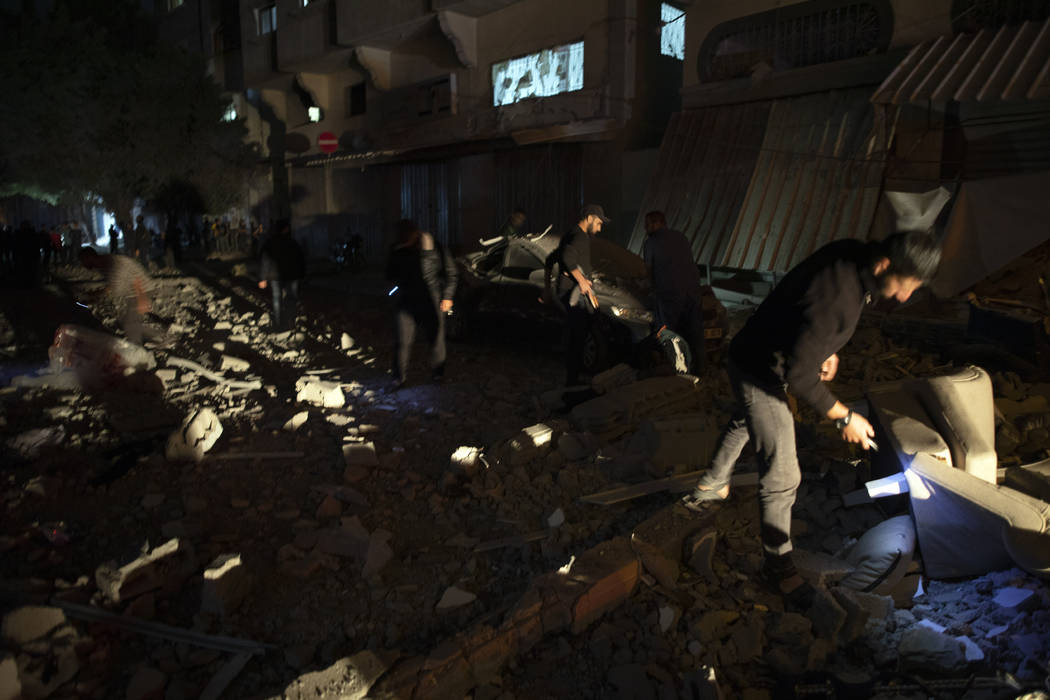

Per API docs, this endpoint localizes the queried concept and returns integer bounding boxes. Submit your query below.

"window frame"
[660,2,686,61]
[256,3,277,36]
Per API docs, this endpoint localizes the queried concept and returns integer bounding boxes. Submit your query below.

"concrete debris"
[49,323,156,389]
[340,333,355,350]
[95,538,197,604]
[993,586,1038,612]
[450,445,484,477]
[282,650,396,700]
[546,508,565,529]
[201,553,253,617]
[570,375,701,438]
[362,529,393,579]
[165,408,223,461]
[15,624,79,700]
[898,625,968,673]
[626,413,719,472]
[342,441,378,467]
[0,655,20,700]
[219,354,250,373]
[295,376,345,408]
[126,666,167,700]
[437,586,477,610]
[283,410,309,431]
[1,607,67,646]
[7,426,66,459]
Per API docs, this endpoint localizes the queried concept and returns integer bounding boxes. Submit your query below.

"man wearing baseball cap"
[552,204,611,385]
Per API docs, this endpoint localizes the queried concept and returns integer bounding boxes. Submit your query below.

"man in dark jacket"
[643,210,705,374]
[258,219,306,331]
[681,231,941,608]
[554,204,609,386]
[386,219,457,387]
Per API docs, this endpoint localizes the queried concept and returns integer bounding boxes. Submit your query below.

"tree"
[0,0,260,228]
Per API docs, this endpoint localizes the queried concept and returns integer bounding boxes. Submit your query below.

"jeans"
[701,359,801,560]
[561,291,594,385]
[392,303,445,381]
[270,279,299,331]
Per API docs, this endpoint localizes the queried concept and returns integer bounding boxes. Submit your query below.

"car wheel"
[581,324,609,375]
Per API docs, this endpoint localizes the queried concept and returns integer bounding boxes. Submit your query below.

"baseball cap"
[580,204,611,223]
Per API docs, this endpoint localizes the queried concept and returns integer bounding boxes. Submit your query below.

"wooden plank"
[892,36,949,104]
[579,470,760,506]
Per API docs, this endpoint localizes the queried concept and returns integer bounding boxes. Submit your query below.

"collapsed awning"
[872,18,1050,105]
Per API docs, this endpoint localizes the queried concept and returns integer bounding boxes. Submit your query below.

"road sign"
[318,132,338,153]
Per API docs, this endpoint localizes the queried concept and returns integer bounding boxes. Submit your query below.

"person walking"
[680,231,941,609]
[643,211,706,374]
[132,215,149,268]
[552,204,609,386]
[386,219,457,388]
[258,218,306,332]
[79,247,153,345]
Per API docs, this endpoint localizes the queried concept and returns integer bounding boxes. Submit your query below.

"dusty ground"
[1,254,1049,700]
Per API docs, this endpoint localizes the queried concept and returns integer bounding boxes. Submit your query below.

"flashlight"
[388,285,399,296]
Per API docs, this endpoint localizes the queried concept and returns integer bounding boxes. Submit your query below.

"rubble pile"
[1,261,1048,699]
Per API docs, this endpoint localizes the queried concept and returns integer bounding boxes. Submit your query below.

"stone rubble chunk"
[898,625,968,673]
[219,355,250,373]
[165,408,223,462]
[590,363,637,395]
[547,508,565,529]
[437,586,477,610]
[296,377,345,408]
[315,495,342,520]
[154,368,177,386]
[343,442,378,468]
[283,411,309,432]
[693,610,739,644]
[126,666,167,700]
[282,650,396,700]
[95,538,197,604]
[957,635,985,662]
[362,530,393,579]
[1,607,66,645]
[16,625,79,700]
[993,587,1037,612]
[0,654,20,700]
[449,446,484,477]
[200,553,253,617]
[658,606,677,633]
[340,333,355,350]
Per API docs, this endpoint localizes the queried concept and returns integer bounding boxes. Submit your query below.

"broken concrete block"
[498,424,554,466]
[165,408,223,462]
[201,553,253,617]
[315,494,342,520]
[630,532,679,590]
[1,606,67,645]
[95,538,197,604]
[283,411,309,432]
[126,666,167,700]
[449,446,483,477]
[363,530,393,579]
[808,588,847,645]
[830,588,872,644]
[993,587,1038,612]
[342,442,378,468]
[792,548,855,588]
[0,654,20,700]
[899,625,967,673]
[685,529,718,580]
[958,635,985,662]
[219,355,250,373]
[547,508,565,529]
[316,527,369,560]
[627,412,719,471]
[16,627,79,699]
[437,586,477,610]
[340,333,355,350]
[154,368,177,386]
[295,377,345,408]
[693,610,740,644]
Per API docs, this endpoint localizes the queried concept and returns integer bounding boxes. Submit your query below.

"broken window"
[491,41,584,107]
[660,3,685,61]
[256,4,277,36]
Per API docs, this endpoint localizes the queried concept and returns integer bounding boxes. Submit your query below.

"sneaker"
[761,557,817,612]
[681,481,729,512]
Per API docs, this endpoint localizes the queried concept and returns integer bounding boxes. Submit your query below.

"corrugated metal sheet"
[400,162,459,248]
[872,18,1050,104]
[629,87,889,272]
[495,144,583,234]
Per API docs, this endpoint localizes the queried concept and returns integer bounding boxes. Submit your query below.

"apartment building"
[155,0,691,259]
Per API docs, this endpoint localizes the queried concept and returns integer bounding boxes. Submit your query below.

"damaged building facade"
[155,0,688,258]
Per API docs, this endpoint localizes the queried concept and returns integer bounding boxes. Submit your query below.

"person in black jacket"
[554,204,610,386]
[258,218,306,331]
[681,231,941,608]
[386,219,457,388]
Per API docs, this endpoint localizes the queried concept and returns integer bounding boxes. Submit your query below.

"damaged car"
[450,229,726,374]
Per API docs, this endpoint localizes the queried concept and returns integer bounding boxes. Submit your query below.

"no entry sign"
[318,132,338,153]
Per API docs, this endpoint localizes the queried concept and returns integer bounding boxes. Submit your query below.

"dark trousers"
[562,292,593,385]
[393,302,445,381]
[655,296,706,373]
[701,359,801,562]
[270,279,300,331]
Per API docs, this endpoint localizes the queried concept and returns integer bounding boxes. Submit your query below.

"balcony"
[430,0,522,16]
[334,0,432,48]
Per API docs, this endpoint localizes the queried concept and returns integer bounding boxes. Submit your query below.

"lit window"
[222,103,237,122]
[257,4,277,35]
[301,0,313,6]
[661,3,685,60]
[307,106,322,122]
[492,41,584,107]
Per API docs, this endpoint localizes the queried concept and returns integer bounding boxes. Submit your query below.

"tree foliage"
[0,0,260,225]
